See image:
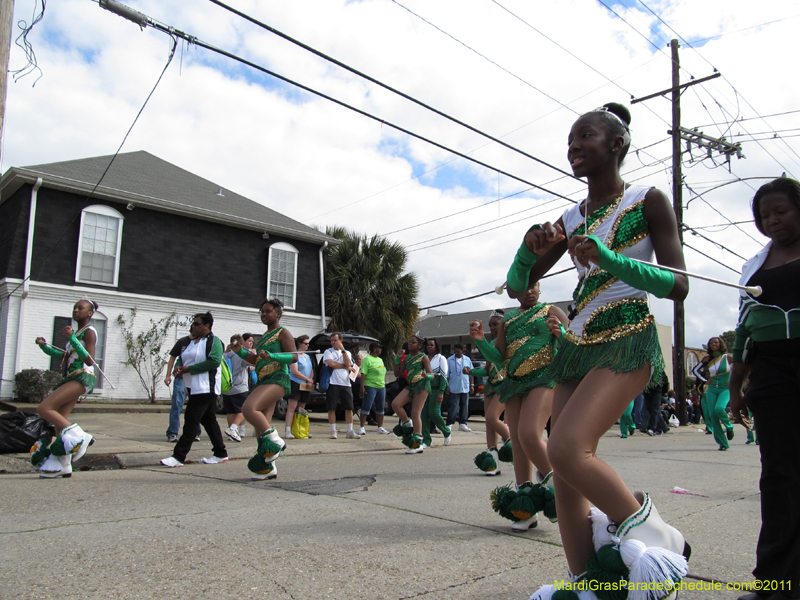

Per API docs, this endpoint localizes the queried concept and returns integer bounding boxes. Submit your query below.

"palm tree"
[324,226,419,354]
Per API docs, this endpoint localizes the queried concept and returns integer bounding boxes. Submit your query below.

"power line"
[683,224,747,261]
[684,242,741,275]
[693,109,800,128]
[208,0,580,182]
[104,2,577,204]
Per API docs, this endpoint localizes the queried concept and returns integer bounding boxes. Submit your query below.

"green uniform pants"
[619,400,635,437]
[701,385,733,449]
[421,395,451,446]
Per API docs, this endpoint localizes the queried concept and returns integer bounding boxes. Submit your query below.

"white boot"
[53,423,93,461]
[615,492,690,600]
[535,470,557,522]
[251,461,277,481]
[487,448,500,475]
[39,454,69,478]
[511,514,538,531]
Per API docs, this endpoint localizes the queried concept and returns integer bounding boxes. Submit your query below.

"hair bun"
[603,102,631,126]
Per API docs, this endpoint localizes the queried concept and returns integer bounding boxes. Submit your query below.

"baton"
[44,343,117,389]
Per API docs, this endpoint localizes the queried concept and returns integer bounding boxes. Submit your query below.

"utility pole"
[632,39,742,425]
[0,0,13,159]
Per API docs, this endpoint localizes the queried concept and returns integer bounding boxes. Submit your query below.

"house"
[0,151,338,401]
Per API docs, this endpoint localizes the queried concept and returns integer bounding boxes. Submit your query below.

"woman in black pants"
[730,177,800,600]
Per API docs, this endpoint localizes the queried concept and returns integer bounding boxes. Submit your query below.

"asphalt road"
[0,409,762,600]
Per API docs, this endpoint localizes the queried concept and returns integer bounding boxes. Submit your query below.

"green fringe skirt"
[483,381,503,399]
[498,373,555,404]
[550,322,665,390]
[406,378,431,396]
[55,369,96,394]
[256,372,291,397]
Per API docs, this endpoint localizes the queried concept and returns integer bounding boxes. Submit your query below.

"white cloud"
[4,0,798,349]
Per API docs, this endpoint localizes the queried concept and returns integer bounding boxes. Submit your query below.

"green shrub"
[14,369,63,403]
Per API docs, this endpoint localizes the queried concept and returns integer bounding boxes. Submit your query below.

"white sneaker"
[357,427,366,436]
[420,443,429,449]
[511,514,539,531]
[330,430,338,439]
[346,429,361,439]
[405,445,424,454]
[201,456,229,464]
[459,423,471,432]
[376,427,390,434]
[238,425,246,438]
[160,457,184,468]
[284,431,295,439]
[443,434,452,446]
[225,426,242,442]
[251,462,277,480]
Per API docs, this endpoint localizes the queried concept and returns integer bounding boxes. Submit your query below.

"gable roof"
[0,151,337,245]
[416,301,572,338]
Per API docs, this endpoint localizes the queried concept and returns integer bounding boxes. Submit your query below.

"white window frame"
[266,242,298,310]
[75,205,124,287]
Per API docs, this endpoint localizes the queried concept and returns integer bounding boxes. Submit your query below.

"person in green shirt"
[359,343,390,435]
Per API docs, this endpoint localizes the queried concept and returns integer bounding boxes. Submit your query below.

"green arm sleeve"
[474,337,503,366]
[234,348,250,360]
[68,333,90,362]
[267,352,295,365]
[394,355,402,365]
[40,344,65,359]
[590,235,675,298]
[506,233,540,292]
[470,368,488,378]
[188,337,223,375]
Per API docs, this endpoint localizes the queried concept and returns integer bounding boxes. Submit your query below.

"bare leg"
[37,382,85,431]
[485,394,509,448]
[242,385,284,436]
[504,396,533,484]
[517,387,553,477]
[285,399,299,431]
[391,389,411,422]
[410,391,428,435]
[548,367,651,574]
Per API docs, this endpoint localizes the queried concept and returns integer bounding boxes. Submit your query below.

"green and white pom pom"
[474,449,497,472]
[490,482,518,521]
[256,432,283,459]
[498,438,513,463]
[29,438,51,467]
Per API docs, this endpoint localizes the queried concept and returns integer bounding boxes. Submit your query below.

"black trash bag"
[0,411,55,453]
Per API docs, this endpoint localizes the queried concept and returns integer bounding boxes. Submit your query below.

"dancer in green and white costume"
[30,299,98,479]
[472,283,568,532]
[420,338,452,449]
[465,312,511,477]
[693,336,735,450]
[390,335,432,454]
[509,103,691,600]
[232,298,297,480]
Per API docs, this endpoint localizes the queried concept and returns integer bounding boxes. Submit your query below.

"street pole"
[0,0,13,159]
[671,39,688,425]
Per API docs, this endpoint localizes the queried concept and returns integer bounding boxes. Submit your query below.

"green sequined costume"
[498,304,557,403]
[254,326,291,396]
[404,353,431,395]
[549,184,665,389]
[50,326,97,394]
[473,341,505,398]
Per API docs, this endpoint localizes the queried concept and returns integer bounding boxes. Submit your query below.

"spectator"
[222,334,251,442]
[445,344,474,431]
[164,329,199,443]
[323,332,360,439]
[285,334,314,439]
[161,312,228,468]
[359,342,390,435]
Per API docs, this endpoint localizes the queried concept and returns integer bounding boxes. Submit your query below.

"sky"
[3,0,799,349]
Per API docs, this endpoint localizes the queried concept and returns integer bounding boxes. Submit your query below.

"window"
[266,242,298,309]
[686,351,700,374]
[76,205,124,286]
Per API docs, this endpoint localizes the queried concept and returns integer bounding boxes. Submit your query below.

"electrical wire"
[208,0,580,182]
[10,0,45,85]
[684,242,741,275]
[2,35,179,304]
[683,224,747,261]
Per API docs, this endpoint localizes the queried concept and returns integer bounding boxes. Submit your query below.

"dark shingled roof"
[416,301,571,338]
[1,151,336,245]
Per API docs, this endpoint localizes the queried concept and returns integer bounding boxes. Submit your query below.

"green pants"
[619,400,635,437]
[421,395,451,446]
[701,385,732,449]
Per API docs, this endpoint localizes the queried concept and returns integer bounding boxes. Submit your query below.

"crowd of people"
[27,102,799,600]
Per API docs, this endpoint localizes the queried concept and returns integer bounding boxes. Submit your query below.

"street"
[0,408,761,600]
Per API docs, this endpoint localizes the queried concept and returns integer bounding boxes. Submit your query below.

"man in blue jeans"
[445,344,474,431]
[164,332,200,443]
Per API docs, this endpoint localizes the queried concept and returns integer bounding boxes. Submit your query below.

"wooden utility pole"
[670,39,688,425]
[0,0,13,159]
